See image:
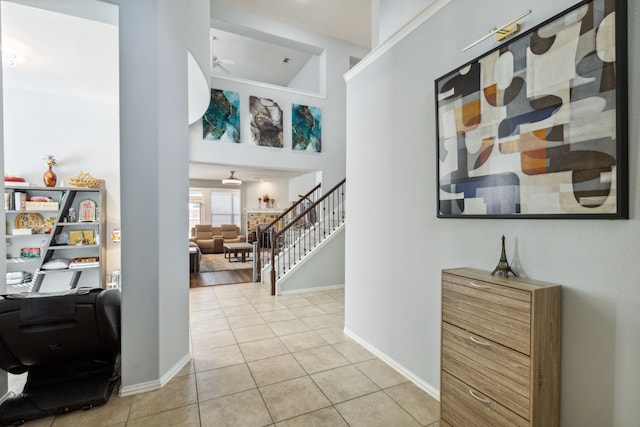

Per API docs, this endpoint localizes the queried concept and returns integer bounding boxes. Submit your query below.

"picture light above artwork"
[462,10,532,51]
[436,0,628,219]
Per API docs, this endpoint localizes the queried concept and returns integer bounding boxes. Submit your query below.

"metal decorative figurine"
[491,235,517,277]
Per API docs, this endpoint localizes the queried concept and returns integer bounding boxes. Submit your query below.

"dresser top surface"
[443,267,561,292]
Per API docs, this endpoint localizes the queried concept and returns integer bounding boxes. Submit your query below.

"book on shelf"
[4,181,32,187]
[14,192,27,210]
[12,229,32,236]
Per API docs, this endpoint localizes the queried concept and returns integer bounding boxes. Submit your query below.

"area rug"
[199,253,253,272]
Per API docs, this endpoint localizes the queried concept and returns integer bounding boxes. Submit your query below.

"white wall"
[346,1,640,426]
[376,0,433,46]
[288,53,321,93]
[279,227,345,294]
[289,171,321,202]
[1,0,209,393]
[190,3,369,190]
[3,90,121,271]
[2,3,121,273]
[244,180,289,210]
[113,0,209,392]
[0,0,7,397]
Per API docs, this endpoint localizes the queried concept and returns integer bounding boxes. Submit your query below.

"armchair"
[191,224,245,254]
[216,224,245,243]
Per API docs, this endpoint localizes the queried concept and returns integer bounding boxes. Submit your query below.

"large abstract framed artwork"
[292,104,322,152]
[203,89,240,143]
[435,0,627,219]
[250,96,284,148]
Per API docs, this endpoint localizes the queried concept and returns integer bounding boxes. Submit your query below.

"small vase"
[43,166,57,187]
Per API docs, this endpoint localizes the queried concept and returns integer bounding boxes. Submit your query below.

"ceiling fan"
[211,56,235,73]
[210,35,235,74]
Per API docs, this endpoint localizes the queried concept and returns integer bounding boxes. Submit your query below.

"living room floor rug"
[199,253,253,272]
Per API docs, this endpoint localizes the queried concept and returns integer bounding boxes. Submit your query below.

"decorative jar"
[43,166,57,187]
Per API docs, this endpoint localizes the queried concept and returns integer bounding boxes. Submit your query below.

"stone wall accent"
[246,209,286,237]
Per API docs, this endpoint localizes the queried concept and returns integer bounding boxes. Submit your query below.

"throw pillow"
[42,258,71,270]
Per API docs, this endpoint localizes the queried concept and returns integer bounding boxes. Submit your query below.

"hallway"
[10,282,441,426]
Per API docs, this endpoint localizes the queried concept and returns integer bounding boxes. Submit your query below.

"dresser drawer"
[442,322,530,419]
[442,276,531,354]
[441,371,528,427]
[443,272,531,302]
[441,268,561,427]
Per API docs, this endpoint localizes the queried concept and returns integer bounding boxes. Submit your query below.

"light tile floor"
[9,282,440,426]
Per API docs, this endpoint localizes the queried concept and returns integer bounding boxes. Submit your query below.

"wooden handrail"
[275,178,345,237]
[261,182,320,236]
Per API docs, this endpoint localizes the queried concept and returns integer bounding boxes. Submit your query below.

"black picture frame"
[435,0,627,219]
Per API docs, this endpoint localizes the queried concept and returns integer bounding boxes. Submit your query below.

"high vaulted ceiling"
[211,0,372,48]
[194,0,373,183]
[1,1,372,184]
[209,0,371,88]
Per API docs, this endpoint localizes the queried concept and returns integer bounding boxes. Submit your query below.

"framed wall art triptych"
[435,0,627,219]
[202,91,324,154]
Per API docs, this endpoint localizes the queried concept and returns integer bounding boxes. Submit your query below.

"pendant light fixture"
[222,170,242,185]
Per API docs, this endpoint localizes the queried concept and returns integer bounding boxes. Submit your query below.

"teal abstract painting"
[203,89,240,143]
[292,104,321,152]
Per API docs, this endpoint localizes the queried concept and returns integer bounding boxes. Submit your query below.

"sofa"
[191,224,245,254]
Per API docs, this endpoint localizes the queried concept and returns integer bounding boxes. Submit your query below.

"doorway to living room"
[189,187,251,286]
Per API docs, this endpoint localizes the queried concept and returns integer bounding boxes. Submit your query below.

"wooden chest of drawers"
[440,268,561,427]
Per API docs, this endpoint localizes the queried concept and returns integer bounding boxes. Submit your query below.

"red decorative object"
[43,166,57,187]
[4,176,25,182]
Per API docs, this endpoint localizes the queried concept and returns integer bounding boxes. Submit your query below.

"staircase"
[256,179,345,295]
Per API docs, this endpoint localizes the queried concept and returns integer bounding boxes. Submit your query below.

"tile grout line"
[187,282,437,426]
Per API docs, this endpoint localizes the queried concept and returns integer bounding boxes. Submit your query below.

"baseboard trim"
[343,327,440,400]
[278,283,345,296]
[119,353,192,397]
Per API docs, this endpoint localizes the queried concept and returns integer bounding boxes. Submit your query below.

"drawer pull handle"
[469,335,491,346]
[469,281,491,289]
[469,389,491,404]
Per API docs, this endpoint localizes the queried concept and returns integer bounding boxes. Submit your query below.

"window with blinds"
[211,189,241,226]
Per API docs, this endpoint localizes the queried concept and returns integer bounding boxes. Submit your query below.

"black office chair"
[0,288,121,426]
